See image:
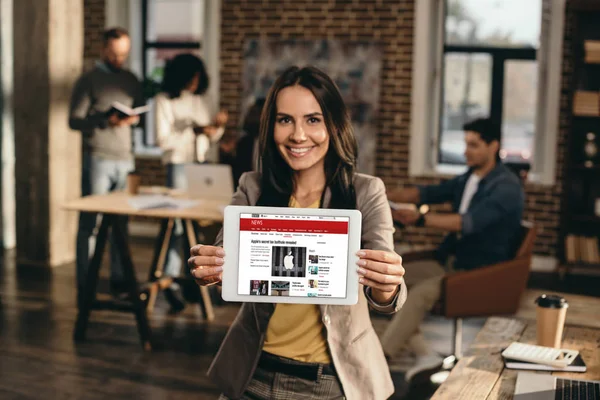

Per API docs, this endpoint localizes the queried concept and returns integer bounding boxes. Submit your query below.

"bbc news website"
[237,212,350,298]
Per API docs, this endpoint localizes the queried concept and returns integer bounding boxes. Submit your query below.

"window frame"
[439,45,537,166]
[410,0,566,185]
[140,0,203,147]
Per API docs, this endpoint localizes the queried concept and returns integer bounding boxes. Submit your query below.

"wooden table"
[431,316,600,399]
[517,289,600,329]
[63,190,228,350]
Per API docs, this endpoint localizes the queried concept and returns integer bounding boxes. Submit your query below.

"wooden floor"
[1,239,599,400]
[0,241,239,400]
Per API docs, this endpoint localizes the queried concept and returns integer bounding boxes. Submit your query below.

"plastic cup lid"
[535,294,568,309]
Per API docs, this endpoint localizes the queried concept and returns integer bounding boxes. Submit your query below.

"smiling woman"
[273,85,330,173]
[188,66,407,400]
[258,66,358,210]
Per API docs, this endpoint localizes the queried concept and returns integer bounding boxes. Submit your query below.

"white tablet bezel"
[221,205,362,305]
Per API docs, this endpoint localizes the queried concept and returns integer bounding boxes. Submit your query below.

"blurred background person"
[234,98,265,185]
[383,118,524,381]
[69,27,145,303]
[220,98,265,188]
[154,53,228,312]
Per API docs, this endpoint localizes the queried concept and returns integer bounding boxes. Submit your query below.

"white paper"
[128,195,198,210]
[388,201,417,211]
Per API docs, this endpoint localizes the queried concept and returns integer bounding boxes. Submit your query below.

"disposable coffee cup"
[127,172,141,195]
[535,294,568,348]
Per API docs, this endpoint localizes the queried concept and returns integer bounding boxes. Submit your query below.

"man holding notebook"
[69,27,145,302]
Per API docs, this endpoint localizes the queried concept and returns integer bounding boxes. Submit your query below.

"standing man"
[382,118,525,381]
[69,28,145,302]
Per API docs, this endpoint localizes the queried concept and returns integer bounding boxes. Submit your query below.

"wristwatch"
[415,204,430,227]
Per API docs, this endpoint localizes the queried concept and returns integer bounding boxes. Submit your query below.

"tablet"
[221,205,362,305]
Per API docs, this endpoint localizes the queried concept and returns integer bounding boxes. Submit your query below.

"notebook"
[110,101,150,118]
[504,353,587,372]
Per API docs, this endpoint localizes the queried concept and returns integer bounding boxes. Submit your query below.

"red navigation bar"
[240,218,348,234]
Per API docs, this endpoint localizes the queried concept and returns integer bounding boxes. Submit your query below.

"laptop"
[515,371,600,399]
[183,164,234,201]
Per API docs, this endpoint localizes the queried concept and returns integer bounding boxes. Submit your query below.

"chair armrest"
[443,257,531,318]
[401,249,438,263]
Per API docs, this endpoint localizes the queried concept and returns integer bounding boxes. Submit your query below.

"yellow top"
[262,196,331,363]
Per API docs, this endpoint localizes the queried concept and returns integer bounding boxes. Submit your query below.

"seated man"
[381,118,525,381]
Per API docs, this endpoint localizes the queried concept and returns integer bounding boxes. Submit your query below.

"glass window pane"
[445,0,541,48]
[147,0,204,43]
[501,60,538,164]
[440,53,492,164]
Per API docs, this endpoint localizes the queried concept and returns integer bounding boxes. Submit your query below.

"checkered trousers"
[218,359,346,400]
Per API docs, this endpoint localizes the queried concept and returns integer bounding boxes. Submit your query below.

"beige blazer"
[209,171,407,400]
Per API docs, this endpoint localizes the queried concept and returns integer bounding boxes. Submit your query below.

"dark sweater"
[69,62,144,160]
[418,163,524,270]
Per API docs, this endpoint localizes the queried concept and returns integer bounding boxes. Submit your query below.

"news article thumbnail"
[272,246,307,277]
[250,280,268,295]
[271,281,290,296]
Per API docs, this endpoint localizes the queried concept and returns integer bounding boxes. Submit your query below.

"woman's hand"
[356,250,405,304]
[215,110,229,126]
[188,245,225,286]
[194,125,221,137]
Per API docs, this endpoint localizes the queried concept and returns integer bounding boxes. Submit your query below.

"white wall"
[1,0,15,249]
[203,0,221,113]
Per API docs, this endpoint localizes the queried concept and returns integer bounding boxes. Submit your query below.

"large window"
[439,0,540,166]
[410,0,565,184]
[140,0,204,146]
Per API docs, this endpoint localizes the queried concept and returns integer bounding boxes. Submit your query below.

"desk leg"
[146,218,174,313]
[184,219,215,322]
[148,219,171,281]
[112,219,153,351]
[74,214,112,342]
[452,318,463,360]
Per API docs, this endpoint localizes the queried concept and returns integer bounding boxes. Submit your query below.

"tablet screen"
[237,212,350,298]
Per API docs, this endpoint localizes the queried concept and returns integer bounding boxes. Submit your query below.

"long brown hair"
[256,66,358,209]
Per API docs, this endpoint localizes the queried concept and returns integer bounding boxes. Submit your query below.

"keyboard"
[555,378,600,400]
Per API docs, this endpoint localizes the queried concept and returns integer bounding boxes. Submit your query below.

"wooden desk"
[63,190,228,350]
[431,317,600,399]
[517,289,600,329]
[64,190,227,220]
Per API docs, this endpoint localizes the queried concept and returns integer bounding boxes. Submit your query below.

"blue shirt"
[418,163,525,270]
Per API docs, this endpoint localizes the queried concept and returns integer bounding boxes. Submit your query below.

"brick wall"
[81,0,573,256]
[83,0,105,71]
[220,0,573,257]
[135,156,168,186]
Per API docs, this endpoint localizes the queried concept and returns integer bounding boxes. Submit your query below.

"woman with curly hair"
[154,53,228,311]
